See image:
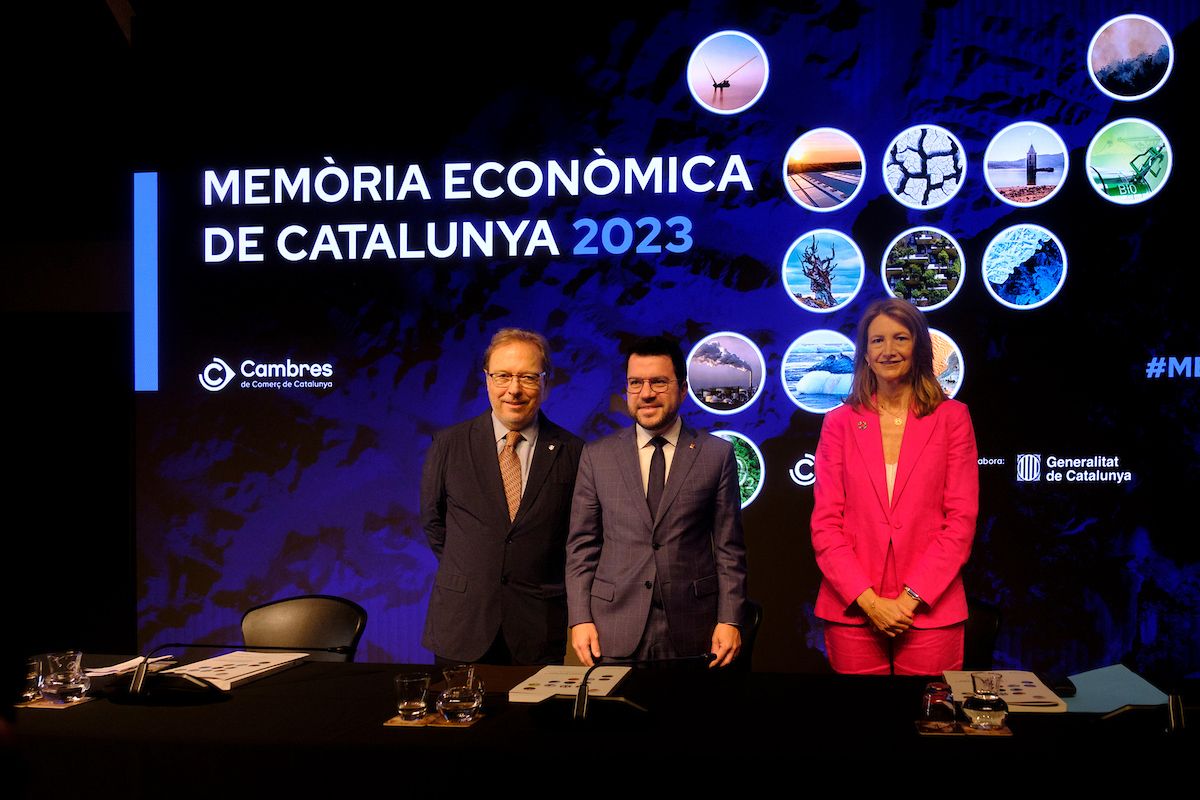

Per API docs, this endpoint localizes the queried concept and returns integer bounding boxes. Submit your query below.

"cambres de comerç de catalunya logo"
[199,357,334,392]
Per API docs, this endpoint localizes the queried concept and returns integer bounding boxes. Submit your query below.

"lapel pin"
[689,443,696,449]
[857,421,868,430]
[548,444,555,450]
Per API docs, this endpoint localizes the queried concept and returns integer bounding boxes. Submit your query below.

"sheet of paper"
[944,670,1066,713]
[164,650,308,691]
[1065,664,1168,714]
[507,665,631,703]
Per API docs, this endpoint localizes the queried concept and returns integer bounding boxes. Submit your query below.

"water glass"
[394,672,430,720]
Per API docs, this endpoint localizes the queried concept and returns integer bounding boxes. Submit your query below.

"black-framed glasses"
[626,377,675,393]
[486,371,545,389]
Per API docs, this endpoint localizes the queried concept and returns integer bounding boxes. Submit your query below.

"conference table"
[12,657,1189,796]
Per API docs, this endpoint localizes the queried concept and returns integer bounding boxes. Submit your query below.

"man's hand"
[571,623,602,667]
[709,623,742,668]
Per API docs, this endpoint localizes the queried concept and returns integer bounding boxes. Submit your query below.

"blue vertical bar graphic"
[134,172,159,391]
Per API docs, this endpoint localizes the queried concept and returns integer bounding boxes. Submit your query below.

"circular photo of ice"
[783,128,865,212]
[687,31,769,114]
[711,430,765,508]
[883,124,966,210]
[1088,14,1173,101]
[686,332,766,415]
[984,122,1069,207]
[780,330,855,413]
[982,224,1067,310]
[880,227,965,311]
[928,328,964,399]
[782,229,864,314]
[1086,118,1171,205]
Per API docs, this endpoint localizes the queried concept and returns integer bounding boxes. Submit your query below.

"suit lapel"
[892,406,935,508]
[653,423,699,529]
[469,413,512,532]
[511,414,561,528]
[849,405,892,519]
[618,427,655,531]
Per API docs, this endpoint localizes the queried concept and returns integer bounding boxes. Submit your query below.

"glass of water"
[394,672,431,720]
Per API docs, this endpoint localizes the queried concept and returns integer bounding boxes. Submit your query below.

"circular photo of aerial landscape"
[783,128,865,212]
[1088,14,1173,101]
[686,332,766,415]
[687,30,769,114]
[984,122,1069,207]
[711,430,765,508]
[782,229,864,314]
[928,328,964,399]
[982,224,1067,311]
[883,124,966,210]
[880,227,964,311]
[1086,118,1171,205]
[780,330,855,413]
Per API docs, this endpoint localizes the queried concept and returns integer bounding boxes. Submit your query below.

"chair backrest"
[241,595,368,663]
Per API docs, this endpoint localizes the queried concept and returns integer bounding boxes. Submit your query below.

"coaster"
[384,711,485,728]
[16,696,96,710]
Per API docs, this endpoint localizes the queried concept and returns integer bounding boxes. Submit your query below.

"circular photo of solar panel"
[928,328,964,399]
[780,330,855,413]
[982,224,1067,310]
[686,332,766,415]
[783,128,865,212]
[782,229,864,314]
[1088,14,1173,101]
[687,31,769,114]
[984,122,1069,207]
[710,430,765,508]
[880,227,965,312]
[1086,118,1171,205]
[883,124,966,210]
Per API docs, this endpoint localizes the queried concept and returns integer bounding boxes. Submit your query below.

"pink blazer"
[811,399,978,628]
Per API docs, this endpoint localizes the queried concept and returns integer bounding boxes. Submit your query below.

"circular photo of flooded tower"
[984,122,1069,207]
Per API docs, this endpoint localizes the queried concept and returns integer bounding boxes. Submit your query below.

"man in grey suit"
[421,328,584,665]
[567,336,747,667]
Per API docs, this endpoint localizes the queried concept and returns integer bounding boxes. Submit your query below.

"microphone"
[573,653,716,721]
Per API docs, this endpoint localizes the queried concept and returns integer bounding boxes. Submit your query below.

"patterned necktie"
[500,430,524,522]
[646,436,667,518]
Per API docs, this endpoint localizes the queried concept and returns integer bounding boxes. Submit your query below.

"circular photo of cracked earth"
[928,328,964,399]
[686,332,766,415]
[783,128,865,212]
[883,124,967,210]
[982,224,1067,311]
[782,229,864,314]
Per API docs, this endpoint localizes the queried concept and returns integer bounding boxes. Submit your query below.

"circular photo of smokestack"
[710,430,766,508]
[686,332,766,415]
[1088,14,1173,101]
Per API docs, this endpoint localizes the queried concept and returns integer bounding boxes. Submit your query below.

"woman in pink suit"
[811,299,978,675]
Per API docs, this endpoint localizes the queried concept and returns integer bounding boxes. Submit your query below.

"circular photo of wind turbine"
[687,30,769,114]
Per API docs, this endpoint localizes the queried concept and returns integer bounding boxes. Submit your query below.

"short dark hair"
[624,335,686,383]
[483,328,551,374]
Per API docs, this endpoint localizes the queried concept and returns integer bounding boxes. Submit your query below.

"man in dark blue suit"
[567,336,747,668]
[421,329,584,665]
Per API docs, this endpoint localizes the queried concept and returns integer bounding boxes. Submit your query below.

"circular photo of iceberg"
[711,430,765,508]
[982,224,1067,310]
[780,330,855,413]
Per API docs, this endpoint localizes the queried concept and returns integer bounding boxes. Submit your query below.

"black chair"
[241,595,368,662]
[963,598,1000,671]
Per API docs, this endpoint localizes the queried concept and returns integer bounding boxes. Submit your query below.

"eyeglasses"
[626,377,675,393]
[486,371,545,389]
